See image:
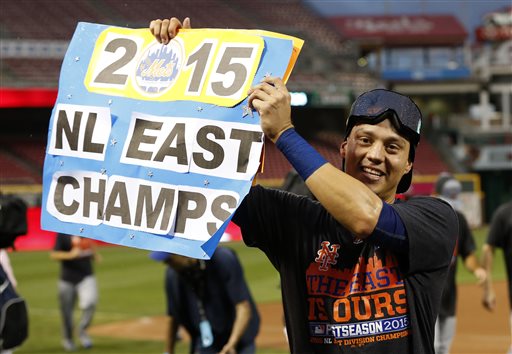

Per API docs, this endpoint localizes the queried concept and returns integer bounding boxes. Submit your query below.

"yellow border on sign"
[84,27,266,107]
[240,29,304,83]
[84,27,152,99]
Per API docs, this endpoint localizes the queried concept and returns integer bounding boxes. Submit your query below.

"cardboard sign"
[41,22,303,259]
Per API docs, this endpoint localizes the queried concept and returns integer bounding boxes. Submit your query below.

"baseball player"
[50,234,99,351]
[482,199,512,354]
[150,17,458,354]
[433,173,486,354]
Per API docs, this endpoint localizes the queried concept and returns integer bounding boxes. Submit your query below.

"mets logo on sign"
[134,39,184,96]
[315,241,340,271]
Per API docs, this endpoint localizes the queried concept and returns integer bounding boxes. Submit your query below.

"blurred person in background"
[0,250,17,290]
[151,246,260,354]
[50,234,100,351]
[433,173,486,354]
[0,193,29,353]
[281,168,315,200]
[482,199,512,354]
[0,249,18,354]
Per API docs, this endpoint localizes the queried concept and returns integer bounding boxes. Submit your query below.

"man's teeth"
[363,167,383,176]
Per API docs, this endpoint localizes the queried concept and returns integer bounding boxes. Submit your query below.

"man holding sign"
[151,17,458,354]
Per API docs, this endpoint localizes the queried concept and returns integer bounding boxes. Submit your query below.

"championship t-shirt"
[233,186,457,354]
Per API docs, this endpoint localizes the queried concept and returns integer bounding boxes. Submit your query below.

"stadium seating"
[0,0,109,40]
[1,138,46,169]
[0,1,453,190]
[0,149,41,184]
[258,140,292,181]
[414,139,451,175]
[2,59,62,87]
[0,0,358,89]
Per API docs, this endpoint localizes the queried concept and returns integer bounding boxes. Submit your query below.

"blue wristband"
[275,128,327,180]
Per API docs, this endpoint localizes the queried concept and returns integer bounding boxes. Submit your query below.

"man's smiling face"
[341,119,412,203]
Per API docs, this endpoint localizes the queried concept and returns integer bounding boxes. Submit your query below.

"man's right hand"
[248,76,293,143]
[149,17,191,45]
[482,288,496,311]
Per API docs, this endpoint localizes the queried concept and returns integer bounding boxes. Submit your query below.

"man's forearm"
[274,129,383,237]
[464,253,483,273]
[481,244,495,289]
[225,300,251,349]
[49,249,79,261]
[306,164,383,238]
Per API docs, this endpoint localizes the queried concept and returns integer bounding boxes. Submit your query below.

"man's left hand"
[248,76,293,143]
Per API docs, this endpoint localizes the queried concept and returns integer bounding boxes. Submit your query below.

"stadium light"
[290,91,308,106]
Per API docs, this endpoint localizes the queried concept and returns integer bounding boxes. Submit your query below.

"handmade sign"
[41,22,303,259]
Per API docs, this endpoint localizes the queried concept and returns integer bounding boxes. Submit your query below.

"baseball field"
[9,226,509,353]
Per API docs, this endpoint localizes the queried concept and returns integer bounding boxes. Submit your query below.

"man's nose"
[366,142,385,162]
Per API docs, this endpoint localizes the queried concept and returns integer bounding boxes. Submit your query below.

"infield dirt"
[90,281,510,353]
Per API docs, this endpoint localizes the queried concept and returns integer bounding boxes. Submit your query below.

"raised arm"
[247,77,383,237]
[148,18,383,238]
[50,247,81,261]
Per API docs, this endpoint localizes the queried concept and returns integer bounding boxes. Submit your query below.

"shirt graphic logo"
[310,323,327,335]
[315,241,340,271]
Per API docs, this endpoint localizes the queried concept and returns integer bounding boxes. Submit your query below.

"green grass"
[9,227,506,353]
[9,242,284,354]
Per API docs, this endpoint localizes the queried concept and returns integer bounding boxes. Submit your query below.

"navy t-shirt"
[486,200,512,307]
[53,233,93,284]
[233,185,457,354]
[165,247,260,352]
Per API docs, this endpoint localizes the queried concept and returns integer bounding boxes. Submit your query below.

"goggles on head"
[346,89,422,146]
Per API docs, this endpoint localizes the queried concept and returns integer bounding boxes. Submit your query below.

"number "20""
[92,37,260,99]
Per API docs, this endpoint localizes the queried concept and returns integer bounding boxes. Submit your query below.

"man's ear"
[404,160,413,174]
[340,140,347,159]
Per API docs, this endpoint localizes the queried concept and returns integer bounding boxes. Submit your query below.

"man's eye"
[387,144,400,152]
